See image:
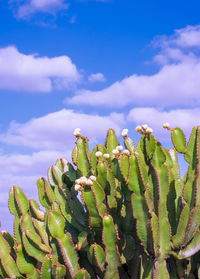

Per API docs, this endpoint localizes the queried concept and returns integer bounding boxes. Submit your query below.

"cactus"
[2,125,200,278]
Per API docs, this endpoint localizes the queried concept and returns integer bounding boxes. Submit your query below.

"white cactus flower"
[146,127,153,134]
[163,122,170,129]
[112,149,120,155]
[89,175,97,181]
[103,153,110,159]
[116,145,123,152]
[123,149,130,155]
[75,184,82,191]
[136,125,142,132]
[80,176,87,185]
[122,128,128,137]
[142,124,148,131]
[75,178,81,185]
[86,179,93,186]
[74,128,81,137]
[95,151,102,157]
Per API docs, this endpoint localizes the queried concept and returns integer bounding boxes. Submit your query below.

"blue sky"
[1,0,200,231]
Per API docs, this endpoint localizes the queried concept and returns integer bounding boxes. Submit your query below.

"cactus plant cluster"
[2,124,200,278]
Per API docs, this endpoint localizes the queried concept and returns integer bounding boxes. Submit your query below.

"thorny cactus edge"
[1,124,200,278]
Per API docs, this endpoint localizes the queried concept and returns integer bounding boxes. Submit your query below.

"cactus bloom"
[103,153,110,159]
[74,128,81,137]
[112,149,120,155]
[75,184,83,191]
[136,125,142,132]
[89,175,97,181]
[116,145,123,152]
[122,128,128,137]
[146,127,153,134]
[123,149,130,155]
[95,151,103,157]
[163,122,170,129]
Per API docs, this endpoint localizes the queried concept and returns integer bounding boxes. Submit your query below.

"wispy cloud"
[65,25,200,109]
[0,109,124,150]
[88,72,106,83]
[0,46,80,92]
[10,0,69,18]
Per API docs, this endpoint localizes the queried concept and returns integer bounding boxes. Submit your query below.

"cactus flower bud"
[89,175,96,181]
[163,122,170,129]
[75,178,81,185]
[116,145,123,152]
[74,128,81,137]
[146,127,153,134]
[122,129,128,137]
[142,124,148,131]
[103,153,110,159]
[80,176,87,185]
[75,184,83,191]
[86,179,93,186]
[136,125,142,132]
[95,151,102,157]
[123,149,130,155]
[112,149,120,155]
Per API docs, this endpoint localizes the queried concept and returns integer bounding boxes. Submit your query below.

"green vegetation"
[1,124,200,278]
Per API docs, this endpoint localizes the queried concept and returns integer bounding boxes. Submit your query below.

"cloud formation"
[0,46,80,92]
[0,109,124,150]
[127,107,200,139]
[66,25,200,109]
[10,0,68,18]
[88,73,106,83]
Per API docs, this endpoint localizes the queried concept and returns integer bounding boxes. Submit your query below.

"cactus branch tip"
[135,125,142,132]
[112,149,120,155]
[95,151,103,157]
[123,149,130,155]
[163,122,170,129]
[103,153,110,159]
[116,145,123,152]
[122,128,128,137]
[89,175,97,181]
[74,128,81,137]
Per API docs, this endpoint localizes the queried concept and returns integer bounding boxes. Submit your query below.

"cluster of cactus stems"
[2,124,200,278]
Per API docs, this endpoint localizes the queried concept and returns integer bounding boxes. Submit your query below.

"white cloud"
[88,73,106,83]
[10,0,68,18]
[66,60,200,108]
[0,109,124,150]
[154,25,200,49]
[127,107,200,138]
[0,46,80,92]
[66,25,200,109]
[0,150,69,176]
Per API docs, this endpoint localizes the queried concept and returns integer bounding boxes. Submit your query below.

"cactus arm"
[16,243,38,277]
[172,203,190,248]
[106,166,117,209]
[118,154,129,183]
[54,186,85,230]
[37,178,55,209]
[73,268,91,279]
[22,230,51,262]
[29,199,45,221]
[48,210,80,276]
[82,187,102,228]
[89,243,105,273]
[8,186,29,217]
[76,137,91,177]
[103,215,121,279]
[32,219,49,246]
[175,232,200,259]
[171,127,186,153]
[76,231,88,251]
[124,136,135,154]
[153,260,169,279]
[105,129,119,159]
